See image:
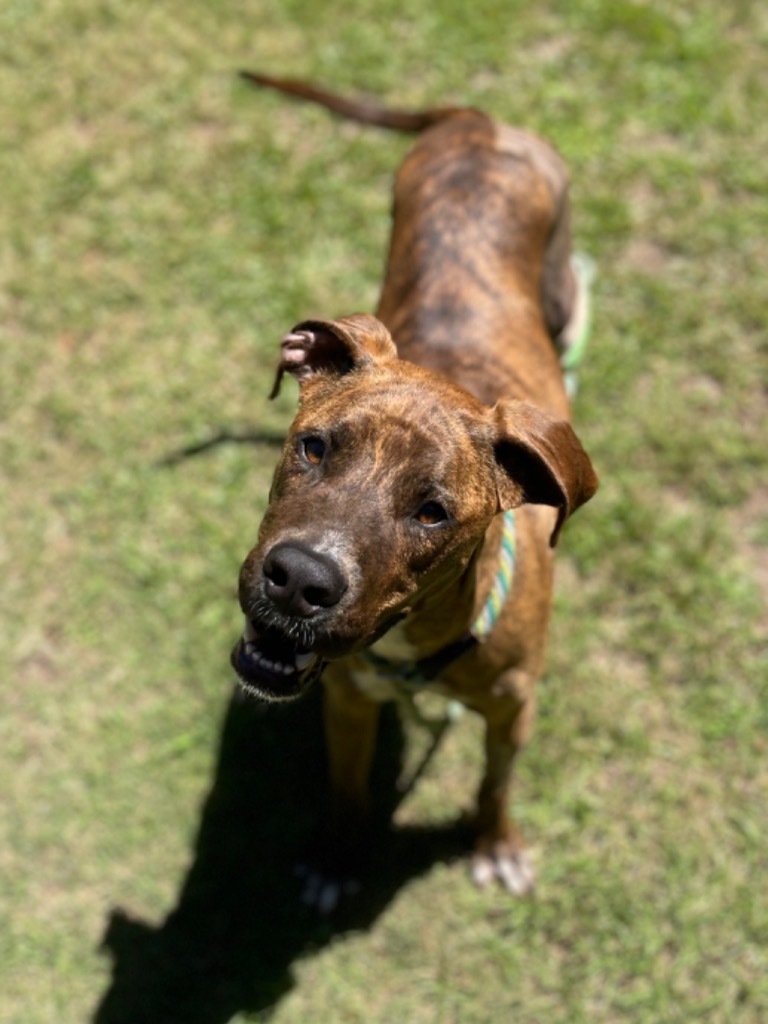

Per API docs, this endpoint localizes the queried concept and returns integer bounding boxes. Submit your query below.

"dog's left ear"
[269,314,397,398]
[491,400,598,546]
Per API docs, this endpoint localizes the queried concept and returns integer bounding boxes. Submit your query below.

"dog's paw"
[294,863,361,915]
[470,845,535,896]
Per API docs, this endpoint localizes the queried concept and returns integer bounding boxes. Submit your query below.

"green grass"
[2,1,767,1021]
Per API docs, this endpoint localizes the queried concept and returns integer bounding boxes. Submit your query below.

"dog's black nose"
[262,541,348,618]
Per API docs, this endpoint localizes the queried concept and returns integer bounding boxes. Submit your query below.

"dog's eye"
[300,435,326,465]
[415,501,448,526]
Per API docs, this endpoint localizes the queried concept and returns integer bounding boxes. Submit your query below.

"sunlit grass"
[1,1,766,1021]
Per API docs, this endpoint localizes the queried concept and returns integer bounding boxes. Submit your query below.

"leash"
[560,252,596,399]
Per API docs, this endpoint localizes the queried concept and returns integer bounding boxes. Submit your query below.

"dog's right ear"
[269,314,397,398]
[491,399,599,547]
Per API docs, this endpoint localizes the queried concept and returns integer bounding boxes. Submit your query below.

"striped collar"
[360,509,516,687]
[470,508,517,639]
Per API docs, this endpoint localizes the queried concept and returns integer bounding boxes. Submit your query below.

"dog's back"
[376,109,576,418]
[240,73,578,419]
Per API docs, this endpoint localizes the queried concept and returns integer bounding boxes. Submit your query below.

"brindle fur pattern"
[234,79,598,904]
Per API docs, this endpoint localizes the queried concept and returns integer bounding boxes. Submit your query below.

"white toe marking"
[497,856,531,896]
[471,855,496,888]
[297,865,360,913]
[317,882,341,915]
[471,849,535,895]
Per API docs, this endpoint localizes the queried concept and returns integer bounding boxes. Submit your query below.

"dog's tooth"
[245,642,257,657]
[243,619,258,642]
[260,657,274,671]
[295,652,314,670]
[282,664,294,676]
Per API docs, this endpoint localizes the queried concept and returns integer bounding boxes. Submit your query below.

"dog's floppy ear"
[269,313,397,398]
[491,400,598,546]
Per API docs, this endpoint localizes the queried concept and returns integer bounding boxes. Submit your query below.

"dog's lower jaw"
[230,622,325,702]
[232,596,417,704]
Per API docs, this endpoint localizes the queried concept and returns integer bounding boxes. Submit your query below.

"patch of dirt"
[622,238,672,274]
[527,33,577,64]
[677,373,725,401]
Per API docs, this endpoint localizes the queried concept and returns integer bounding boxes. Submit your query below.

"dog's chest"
[349,666,401,702]
[348,623,456,702]
[348,623,417,701]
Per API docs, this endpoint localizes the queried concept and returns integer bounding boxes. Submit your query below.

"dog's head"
[232,314,597,701]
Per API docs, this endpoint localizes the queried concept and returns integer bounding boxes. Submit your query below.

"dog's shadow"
[93,685,470,1024]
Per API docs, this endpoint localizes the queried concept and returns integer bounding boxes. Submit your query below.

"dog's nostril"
[264,562,288,587]
[304,585,330,608]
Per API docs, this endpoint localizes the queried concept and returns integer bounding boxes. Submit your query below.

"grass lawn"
[1,1,766,1021]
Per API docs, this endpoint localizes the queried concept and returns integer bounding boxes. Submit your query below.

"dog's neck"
[369,512,507,663]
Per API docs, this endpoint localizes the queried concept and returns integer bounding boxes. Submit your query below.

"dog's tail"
[239,71,463,133]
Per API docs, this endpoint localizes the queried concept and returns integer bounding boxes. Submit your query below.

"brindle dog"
[232,75,598,907]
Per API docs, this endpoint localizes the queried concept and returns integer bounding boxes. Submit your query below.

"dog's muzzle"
[232,541,348,702]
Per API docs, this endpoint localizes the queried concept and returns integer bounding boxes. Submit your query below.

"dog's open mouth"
[231,618,324,702]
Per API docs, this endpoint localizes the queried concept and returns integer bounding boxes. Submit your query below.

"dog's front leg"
[298,669,380,912]
[470,686,537,896]
[324,671,381,831]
